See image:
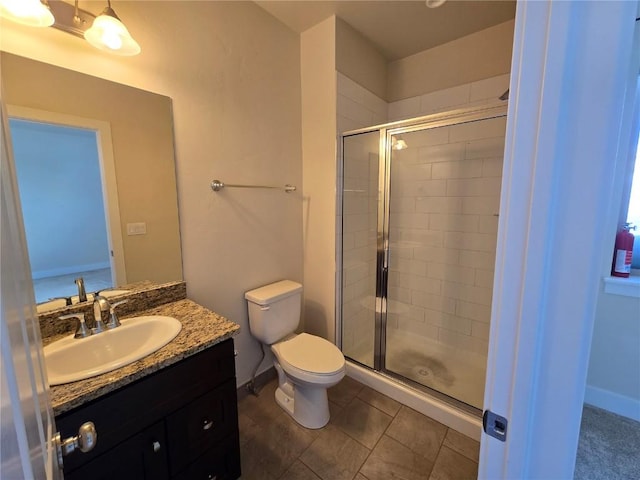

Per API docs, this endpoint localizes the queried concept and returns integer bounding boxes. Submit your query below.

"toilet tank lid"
[245,280,302,305]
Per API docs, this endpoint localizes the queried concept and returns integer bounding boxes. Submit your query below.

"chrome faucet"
[75,277,87,303]
[92,295,110,333]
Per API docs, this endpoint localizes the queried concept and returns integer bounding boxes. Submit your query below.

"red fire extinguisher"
[611,223,636,278]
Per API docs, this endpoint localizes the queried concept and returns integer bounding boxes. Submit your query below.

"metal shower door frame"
[341,103,508,405]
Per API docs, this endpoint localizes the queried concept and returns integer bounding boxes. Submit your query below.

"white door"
[480,1,639,478]
[0,90,61,476]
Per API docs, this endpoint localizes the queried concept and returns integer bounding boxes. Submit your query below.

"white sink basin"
[44,315,182,386]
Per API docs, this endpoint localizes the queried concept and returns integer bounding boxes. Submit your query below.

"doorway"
[8,108,126,303]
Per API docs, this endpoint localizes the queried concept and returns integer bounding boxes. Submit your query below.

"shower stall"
[339,104,507,418]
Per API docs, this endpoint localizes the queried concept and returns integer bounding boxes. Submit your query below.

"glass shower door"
[384,116,506,409]
[340,130,381,368]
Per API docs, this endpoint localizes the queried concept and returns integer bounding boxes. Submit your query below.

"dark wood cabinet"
[56,339,241,480]
[64,421,169,480]
[172,435,241,480]
[166,379,238,475]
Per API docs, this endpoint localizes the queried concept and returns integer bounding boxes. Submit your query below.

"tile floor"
[238,376,480,480]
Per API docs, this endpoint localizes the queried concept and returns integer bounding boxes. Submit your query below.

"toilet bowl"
[245,280,346,429]
[271,333,345,428]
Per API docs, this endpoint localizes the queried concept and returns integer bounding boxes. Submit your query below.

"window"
[604,83,640,296]
[627,136,640,269]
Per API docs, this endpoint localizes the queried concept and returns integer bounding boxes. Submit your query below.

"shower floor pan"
[347,329,487,410]
[385,329,487,410]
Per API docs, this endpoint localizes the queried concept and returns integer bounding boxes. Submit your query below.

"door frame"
[376,105,508,409]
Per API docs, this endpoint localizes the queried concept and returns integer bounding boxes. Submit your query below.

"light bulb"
[101,29,123,50]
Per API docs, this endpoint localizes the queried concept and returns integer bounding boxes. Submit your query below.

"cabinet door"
[64,421,168,480]
[166,378,238,474]
[172,435,241,480]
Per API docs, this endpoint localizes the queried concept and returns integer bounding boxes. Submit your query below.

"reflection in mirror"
[2,52,184,311]
[10,117,120,303]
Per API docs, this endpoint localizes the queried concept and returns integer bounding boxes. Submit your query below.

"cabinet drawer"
[172,435,241,480]
[167,378,238,474]
[64,421,168,480]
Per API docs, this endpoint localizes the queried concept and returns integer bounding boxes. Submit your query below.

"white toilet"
[245,280,345,429]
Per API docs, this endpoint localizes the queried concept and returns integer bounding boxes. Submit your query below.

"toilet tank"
[245,280,303,345]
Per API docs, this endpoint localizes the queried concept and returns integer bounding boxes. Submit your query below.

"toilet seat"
[272,333,345,383]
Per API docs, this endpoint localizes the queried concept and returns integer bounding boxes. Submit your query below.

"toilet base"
[273,361,331,429]
[274,384,330,429]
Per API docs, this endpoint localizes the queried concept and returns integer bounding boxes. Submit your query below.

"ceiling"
[254,1,516,61]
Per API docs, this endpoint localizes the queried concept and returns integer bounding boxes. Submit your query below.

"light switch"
[126,222,147,235]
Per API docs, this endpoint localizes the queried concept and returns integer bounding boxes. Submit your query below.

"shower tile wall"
[337,73,388,134]
[387,73,510,122]
[387,117,506,361]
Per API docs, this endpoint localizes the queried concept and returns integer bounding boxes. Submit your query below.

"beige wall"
[588,291,640,408]
[336,18,388,101]
[387,20,514,102]
[301,16,337,341]
[1,1,303,386]
[2,52,182,286]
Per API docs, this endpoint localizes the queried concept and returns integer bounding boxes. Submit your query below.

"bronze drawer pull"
[202,419,214,430]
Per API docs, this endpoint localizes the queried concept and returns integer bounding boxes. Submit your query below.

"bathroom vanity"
[57,339,239,479]
[43,283,241,480]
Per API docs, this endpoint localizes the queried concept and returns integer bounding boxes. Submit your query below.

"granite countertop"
[49,299,240,416]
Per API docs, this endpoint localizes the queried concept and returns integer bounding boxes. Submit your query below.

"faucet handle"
[60,313,92,339]
[111,300,128,309]
[106,300,128,329]
[92,295,110,334]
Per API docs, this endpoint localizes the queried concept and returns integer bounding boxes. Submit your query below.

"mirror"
[2,52,183,310]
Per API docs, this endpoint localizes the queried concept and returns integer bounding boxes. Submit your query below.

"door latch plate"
[483,410,508,442]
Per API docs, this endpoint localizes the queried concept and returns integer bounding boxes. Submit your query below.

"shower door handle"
[378,265,389,313]
[381,266,389,295]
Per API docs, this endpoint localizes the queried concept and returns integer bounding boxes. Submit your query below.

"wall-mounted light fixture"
[0,0,140,56]
[83,1,140,55]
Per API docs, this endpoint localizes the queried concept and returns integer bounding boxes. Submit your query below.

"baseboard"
[32,261,110,280]
[236,366,276,402]
[584,385,640,421]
